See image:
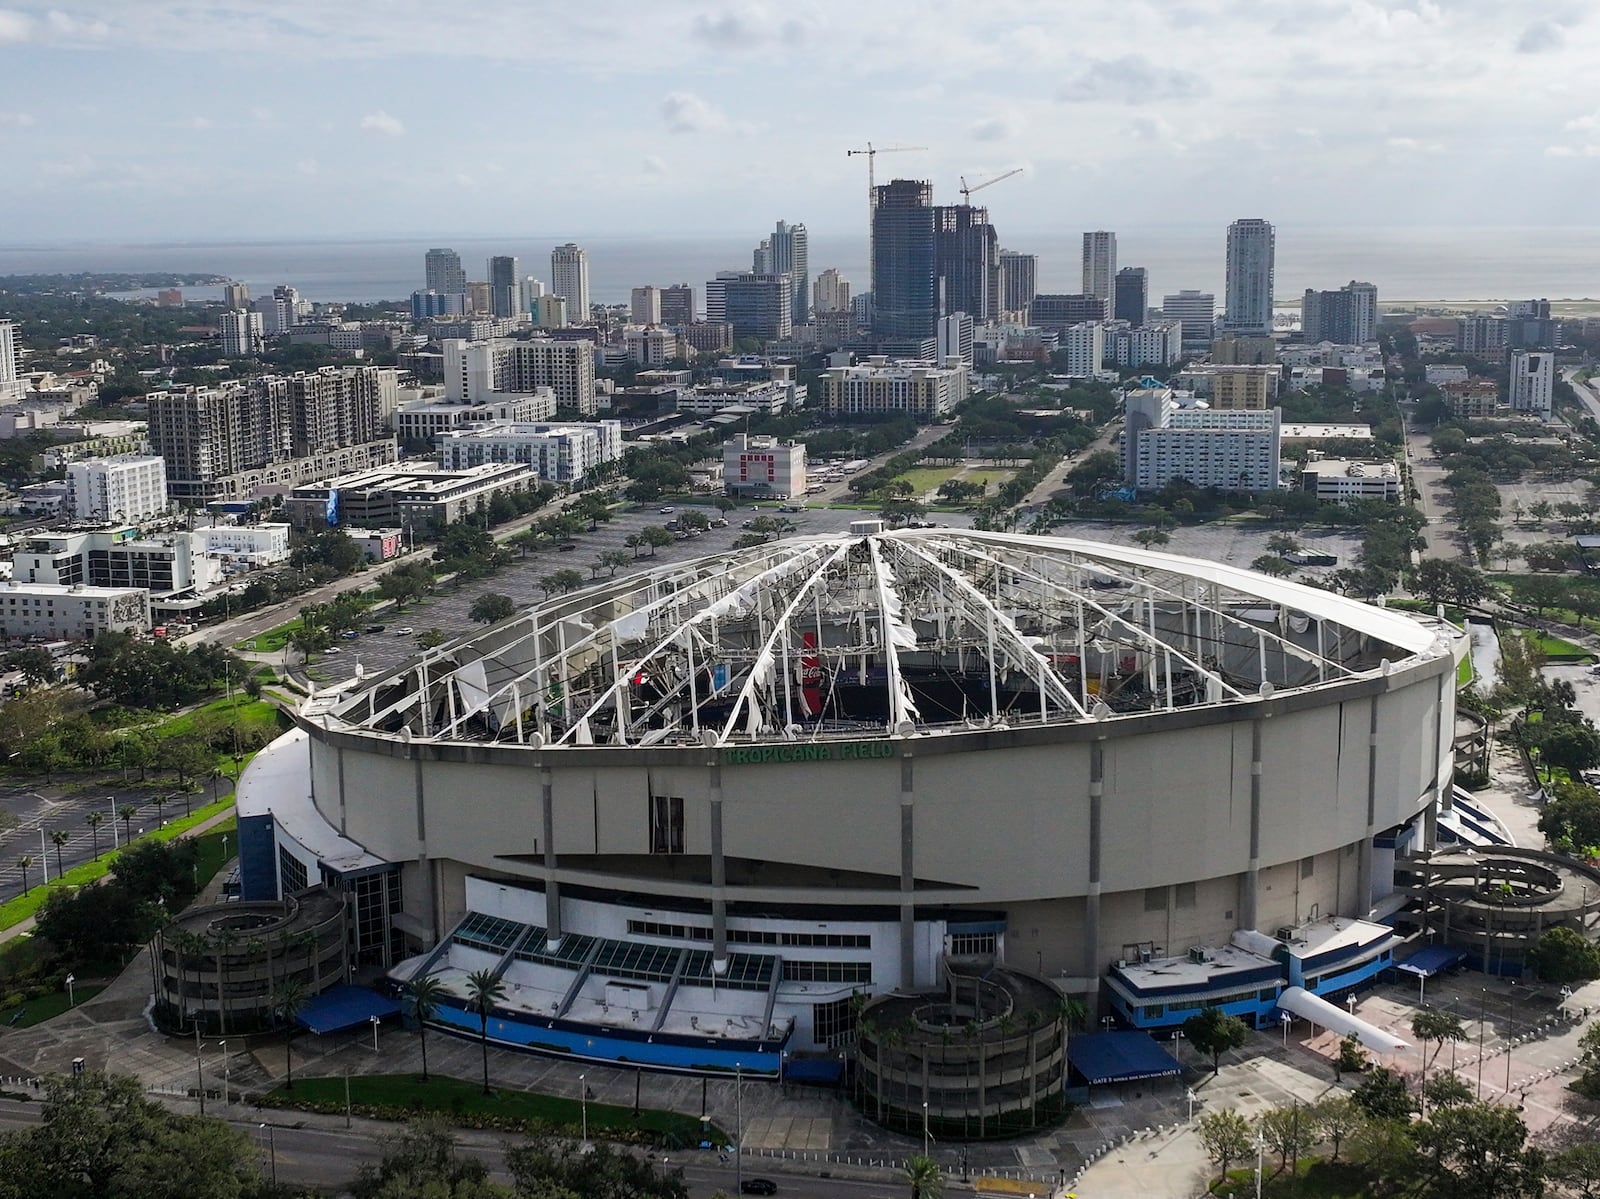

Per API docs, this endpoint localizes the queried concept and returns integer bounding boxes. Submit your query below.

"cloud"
[1516,20,1564,54]
[359,109,405,137]
[970,114,1017,143]
[0,111,35,127]
[660,91,727,134]
[178,116,213,130]
[1565,111,1600,132]
[642,154,667,177]
[1386,135,1446,154]
[0,8,28,43]
[1057,55,1206,105]
[690,6,805,49]
[45,10,108,38]
[295,158,320,176]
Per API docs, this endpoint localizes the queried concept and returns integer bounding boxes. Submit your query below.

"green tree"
[1423,1070,1474,1111]
[1539,781,1600,851]
[15,854,32,896]
[1182,1007,1249,1073]
[1335,1031,1368,1080]
[49,829,69,879]
[404,973,448,1083]
[1314,1095,1362,1163]
[1411,1008,1467,1113]
[1413,1100,1545,1199]
[273,978,308,1090]
[84,811,105,862]
[1255,1104,1313,1177]
[1525,925,1600,984]
[504,1135,686,1199]
[117,804,137,845]
[351,1118,506,1199]
[1541,719,1600,775]
[1131,527,1170,548]
[1196,1109,1253,1183]
[904,1154,943,1199]
[464,969,507,1095]
[596,549,630,577]
[416,628,447,650]
[640,525,675,556]
[468,592,517,625]
[1353,1065,1415,1121]
[1551,1142,1600,1199]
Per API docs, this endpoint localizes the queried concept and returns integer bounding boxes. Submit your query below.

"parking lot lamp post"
[1505,982,1516,1094]
[579,1072,588,1150]
[1477,987,1487,1100]
[735,1061,743,1195]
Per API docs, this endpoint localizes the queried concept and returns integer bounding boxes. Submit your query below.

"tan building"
[1209,367,1274,410]
[1441,380,1500,418]
[821,356,970,422]
[1211,333,1277,365]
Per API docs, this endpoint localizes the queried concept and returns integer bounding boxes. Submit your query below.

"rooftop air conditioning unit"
[1275,926,1296,943]
[1188,946,1209,965]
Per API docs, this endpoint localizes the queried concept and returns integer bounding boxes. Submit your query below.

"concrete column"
[336,747,347,835]
[413,757,438,943]
[710,762,727,965]
[1081,740,1104,980]
[1357,697,1380,917]
[900,755,917,988]
[1241,719,1264,931]
[540,765,562,942]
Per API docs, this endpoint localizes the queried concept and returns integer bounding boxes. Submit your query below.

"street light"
[260,1123,277,1186]
[65,973,76,1008]
[1505,982,1517,1094]
[1477,987,1488,1100]
[220,1039,230,1108]
[1255,1132,1265,1199]
[1186,1088,1197,1121]
[370,1014,381,1052]
[1345,994,1357,1017]
[735,1061,744,1196]
[579,1072,588,1151]
[1280,1011,1291,1049]
[922,1100,930,1157]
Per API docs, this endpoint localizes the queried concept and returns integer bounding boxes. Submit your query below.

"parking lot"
[297,503,974,688]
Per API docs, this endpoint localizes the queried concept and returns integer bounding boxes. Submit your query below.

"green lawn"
[236,616,304,653]
[959,469,1017,495]
[1529,630,1594,661]
[0,800,236,933]
[1214,1159,1377,1197]
[264,1073,725,1146]
[156,696,280,740]
[3,983,106,1029]
[1457,655,1474,687]
[892,465,961,496]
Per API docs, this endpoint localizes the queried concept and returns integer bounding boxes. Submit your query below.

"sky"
[3,0,1600,245]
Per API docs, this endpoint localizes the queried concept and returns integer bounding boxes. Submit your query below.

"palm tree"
[150,793,169,826]
[405,972,448,1082]
[273,979,309,1090]
[905,1154,944,1199]
[118,804,137,844]
[15,855,33,896]
[464,969,507,1095]
[213,928,237,1036]
[49,830,69,879]
[85,811,105,861]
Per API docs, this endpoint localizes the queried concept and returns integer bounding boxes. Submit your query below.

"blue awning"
[1067,1031,1182,1085]
[296,984,402,1035]
[1396,946,1467,978]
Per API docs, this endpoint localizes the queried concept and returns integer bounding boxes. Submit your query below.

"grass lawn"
[0,799,236,933]
[236,616,304,653]
[156,696,281,741]
[1214,1159,1376,1197]
[3,983,107,1029]
[1457,655,1474,687]
[959,469,1017,495]
[1529,630,1594,660]
[892,465,961,496]
[267,1073,725,1144]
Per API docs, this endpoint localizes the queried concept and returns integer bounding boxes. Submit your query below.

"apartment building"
[435,420,622,484]
[821,357,970,423]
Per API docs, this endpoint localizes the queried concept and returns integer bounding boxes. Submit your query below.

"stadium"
[236,523,1465,1079]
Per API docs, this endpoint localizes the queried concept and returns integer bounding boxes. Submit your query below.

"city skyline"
[3,2,1599,242]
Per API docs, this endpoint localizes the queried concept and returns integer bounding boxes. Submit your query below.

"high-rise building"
[1507,299,1556,349]
[1211,334,1276,365]
[66,455,169,522]
[998,249,1037,317]
[551,244,591,323]
[1301,280,1378,344]
[813,269,850,314]
[1161,290,1216,351]
[752,239,772,274]
[1457,314,1509,356]
[1105,321,1183,369]
[1029,294,1106,332]
[425,248,467,295]
[1081,231,1117,312]
[705,270,742,325]
[768,221,810,326]
[1062,322,1105,377]
[722,273,793,342]
[871,179,938,341]
[443,338,598,415]
[935,205,1000,322]
[1508,349,1554,416]
[222,281,250,310]
[0,320,20,402]
[488,256,520,320]
[535,295,568,329]
[630,285,662,326]
[411,290,465,320]
[1114,267,1148,327]
[253,295,293,337]
[520,276,546,316]
[1223,219,1275,335]
[219,309,265,356]
[936,313,975,365]
[822,357,970,422]
[466,281,492,315]
[660,284,695,327]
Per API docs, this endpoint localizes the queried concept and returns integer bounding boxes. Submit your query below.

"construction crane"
[959,168,1024,205]
[846,142,927,296]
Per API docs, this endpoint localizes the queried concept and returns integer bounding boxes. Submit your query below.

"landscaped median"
[0,799,236,934]
[258,1073,725,1148]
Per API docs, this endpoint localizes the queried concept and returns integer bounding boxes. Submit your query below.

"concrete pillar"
[1241,719,1264,931]
[336,746,347,835]
[1357,697,1380,917]
[900,755,917,988]
[1082,739,1104,980]
[710,762,727,966]
[413,757,438,943]
[540,765,562,942]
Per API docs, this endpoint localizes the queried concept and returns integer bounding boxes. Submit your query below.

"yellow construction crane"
[959,167,1024,205]
[846,142,927,294]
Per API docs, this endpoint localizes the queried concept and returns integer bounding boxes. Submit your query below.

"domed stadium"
[235,523,1465,1077]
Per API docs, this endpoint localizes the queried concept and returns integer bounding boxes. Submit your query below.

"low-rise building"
[723,433,807,499]
[0,581,149,640]
[395,390,557,445]
[1424,364,1469,386]
[190,522,293,567]
[65,455,169,523]
[284,462,537,533]
[436,420,623,484]
[1441,379,1501,418]
[680,378,796,416]
[1105,320,1183,369]
[1299,456,1402,504]
[821,357,970,422]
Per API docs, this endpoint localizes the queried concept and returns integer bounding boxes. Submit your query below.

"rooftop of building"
[1300,458,1400,478]
[289,461,531,495]
[1278,423,1375,439]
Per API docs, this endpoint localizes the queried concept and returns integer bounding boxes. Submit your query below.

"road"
[1565,367,1600,424]
[0,1100,914,1198]
[1400,411,1458,561]
[804,421,954,505]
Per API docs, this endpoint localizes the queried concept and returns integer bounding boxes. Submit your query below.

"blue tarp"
[1396,946,1467,978]
[296,984,402,1035]
[1067,1031,1182,1085]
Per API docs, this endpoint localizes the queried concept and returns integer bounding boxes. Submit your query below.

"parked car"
[365,625,386,634]
[340,630,360,640]
[394,627,415,636]
[558,542,579,551]
[740,1181,777,1195]
[658,505,675,514]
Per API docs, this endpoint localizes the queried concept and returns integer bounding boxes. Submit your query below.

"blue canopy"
[1068,1030,1182,1085]
[1396,946,1467,978]
[296,984,402,1035]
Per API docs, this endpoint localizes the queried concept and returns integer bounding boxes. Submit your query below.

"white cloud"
[178,116,213,130]
[359,110,405,137]
[1516,20,1564,54]
[970,114,1017,143]
[0,111,35,127]
[1057,55,1205,105]
[45,10,107,38]
[660,91,727,134]
[0,8,29,43]
[690,6,806,49]
[1565,112,1600,132]
[295,158,320,176]
[642,154,668,177]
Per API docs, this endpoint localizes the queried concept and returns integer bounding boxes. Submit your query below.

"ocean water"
[2,225,1599,305]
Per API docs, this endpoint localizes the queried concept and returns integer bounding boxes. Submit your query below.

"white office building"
[65,455,169,522]
[723,433,807,499]
[1161,290,1217,351]
[1106,321,1183,369]
[936,313,975,365]
[1062,322,1107,377]
[1222,219,1275,335]
[436,420,623,485]
[397,391,557,445]
[443,338,596,414]
[1508,349,1554,417]
[1081,231,1117,312]
[1299,457,1401,504]
[0,581,149,641]
[0,319,21,402]
[624,327,679,367]
[551,244,591,323]
[219,309,265,356]
[1122,388,1280,492]
[821,358,970,423]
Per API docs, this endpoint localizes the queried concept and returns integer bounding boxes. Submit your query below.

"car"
[395,627,415,636]
[658,505,675,514]
[558,542,579,551]
[365,625,386,634]
[740,1181,777,1195]
[324,647,342,655]
[341,630,360,640]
